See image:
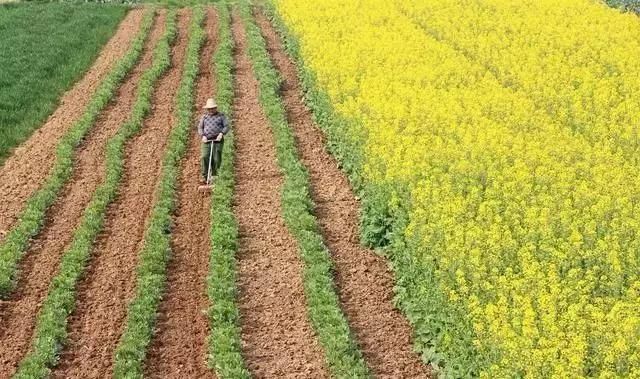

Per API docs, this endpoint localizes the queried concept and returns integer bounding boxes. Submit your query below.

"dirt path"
[230,12,329,378]
[48,10,191,379]
[144,7,217,379]
[256,12,432,378]
[0,12,165,378]
[0,9,146,237]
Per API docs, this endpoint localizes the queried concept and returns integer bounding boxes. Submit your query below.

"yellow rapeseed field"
[275,0,640,377]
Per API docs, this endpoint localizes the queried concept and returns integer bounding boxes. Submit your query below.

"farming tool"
[198,139,215,193]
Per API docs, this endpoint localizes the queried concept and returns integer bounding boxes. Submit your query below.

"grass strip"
[238,4,370,378]
[0,9,155,299]
[112,7,205,378]
[205,3,251,378]
[0,3,127,164]
[12,10,177,379]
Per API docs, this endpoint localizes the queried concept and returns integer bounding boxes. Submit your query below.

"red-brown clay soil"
[256,11,432,379]
[0,12,166,378]
[144,7,217,379]
[231,12,329,378]
[0,9,146,237]
[49,10,192,379]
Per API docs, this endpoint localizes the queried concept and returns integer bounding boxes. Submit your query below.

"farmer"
[197,98,230,184]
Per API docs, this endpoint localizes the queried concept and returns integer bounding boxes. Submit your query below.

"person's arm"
[197,115,205,136]
[221,114,230,135]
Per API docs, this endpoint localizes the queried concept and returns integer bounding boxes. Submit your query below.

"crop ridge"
[204,3,251,378]
[50,9,189,378]
[10,8,177,378]
[0,9,155,299]
[255,8,432,378]
[227,7,330,377]
[238,4,372,377]
[0,10,162,378]
[112,7,206,378]
[144,6,218,378]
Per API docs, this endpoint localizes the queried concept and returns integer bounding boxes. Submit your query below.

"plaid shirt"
[197,112,229,140]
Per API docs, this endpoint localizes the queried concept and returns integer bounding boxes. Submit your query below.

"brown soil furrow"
[231,12,328,378]
[0,9,146,236]
[256,12,431,378]
[0,12,166,378]
[49,10,192,379]
[144,8,217,379]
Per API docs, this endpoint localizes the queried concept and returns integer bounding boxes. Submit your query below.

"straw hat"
[203,98,217,109]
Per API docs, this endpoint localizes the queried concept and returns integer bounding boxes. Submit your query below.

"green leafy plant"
[238,4,370,378]
[112,7,205,378]
[205,3,251,378]
[13,9,176,379]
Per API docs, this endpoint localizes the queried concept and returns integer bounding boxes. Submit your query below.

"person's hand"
[202,136,208,143]
[215,133,223,142]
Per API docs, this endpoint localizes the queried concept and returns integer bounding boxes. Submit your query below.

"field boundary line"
[0,9,155,299]
[238,4,369,377]
[112,7,206,378]
[12,9,177,378]
[205,3,250,378]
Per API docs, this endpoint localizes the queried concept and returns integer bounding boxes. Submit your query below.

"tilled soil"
[144,7,217,379]
[231,12,329,378]
[0,12,166,378]
[49,10,192,379]
[256,11,432,379]
[0,6,433,378]
[0,9,146,237]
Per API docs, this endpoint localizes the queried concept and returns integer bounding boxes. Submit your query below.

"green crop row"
[112,7,205,378]
[262,3,443,376]
[238,4,370,378]
[205,3,251,379]
[0,3,127,164]
[257,3,391,251]
[13,9,176,379]
[0,10,155,299]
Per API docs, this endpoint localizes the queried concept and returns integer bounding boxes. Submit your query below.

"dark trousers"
[201,140,224,180]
